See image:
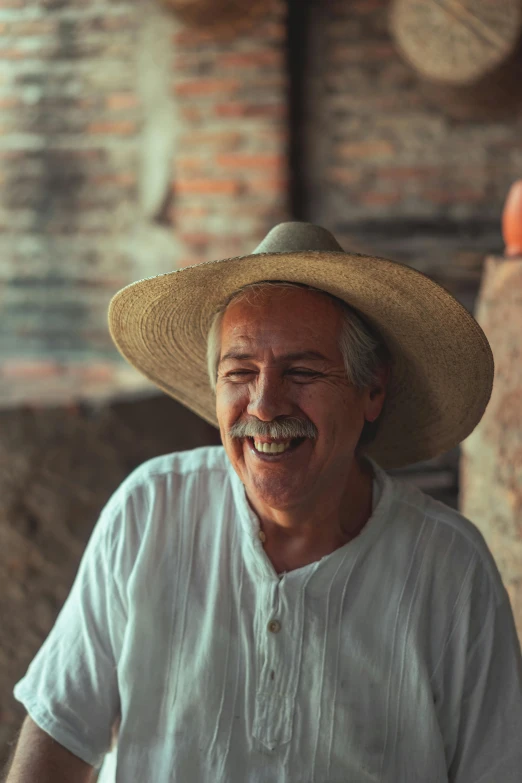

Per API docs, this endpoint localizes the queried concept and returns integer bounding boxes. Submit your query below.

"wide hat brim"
[108,245,493,470]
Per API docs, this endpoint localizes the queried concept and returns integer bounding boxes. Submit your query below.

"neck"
[247,458,375,558]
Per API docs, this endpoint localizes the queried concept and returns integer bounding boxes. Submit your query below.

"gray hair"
[207,281,390,394]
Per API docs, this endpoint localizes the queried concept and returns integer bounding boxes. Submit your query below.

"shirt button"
[268,619,281,633]
[258,530,266,542]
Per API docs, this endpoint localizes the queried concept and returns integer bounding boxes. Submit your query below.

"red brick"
[176,157,206,174]
[360,192,402,206]
[173,54,199,69]
[175,179,242,195]
[249,75,287,91]
[330,43,395,63]
[423,189,485,204]
[172,204,210,219]
[59,149,106,161]
[1,360,63,379]
[106,93,139,111]
[338,141,395,159]
[180,231,217,246]
[174,79,240,97]
[246,177,288,194]
[77,98,100,110]
[178,130,243,150]
[71,363,115,382]
[214,102,285,119]
[172,205,209,221]
[260,21,286,43]
[88,121,137,135]
[180,106,204,123]
[216,50,282,69]
[9,19,56,36]
[378,167,428,180]
[172,28,216,46]
[257,128,288,143]
[328,168,363,185]
[216,153,285,170]
[91,173,136,186]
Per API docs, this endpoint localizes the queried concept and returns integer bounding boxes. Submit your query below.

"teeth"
[253,440,292,454]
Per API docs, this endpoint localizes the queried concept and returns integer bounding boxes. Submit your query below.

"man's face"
[215,287,386,513]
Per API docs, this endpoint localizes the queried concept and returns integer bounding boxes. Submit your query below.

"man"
[6,222,522,782]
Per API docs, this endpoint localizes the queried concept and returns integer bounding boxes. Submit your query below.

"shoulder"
[123,444,229,486]
[101,445,231,526]
[387,473,508,607]
[93,446,231,576]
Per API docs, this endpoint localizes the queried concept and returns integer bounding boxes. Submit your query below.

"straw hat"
[108,222,494,469]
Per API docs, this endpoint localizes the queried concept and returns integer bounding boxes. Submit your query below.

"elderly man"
[6,223,522,783]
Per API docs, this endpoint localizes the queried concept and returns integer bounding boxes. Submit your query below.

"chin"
[249,476,303,509]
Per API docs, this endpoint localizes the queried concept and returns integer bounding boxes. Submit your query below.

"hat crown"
[252,221,344,255]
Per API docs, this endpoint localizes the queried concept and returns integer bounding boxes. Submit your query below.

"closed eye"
[225,369,322,379]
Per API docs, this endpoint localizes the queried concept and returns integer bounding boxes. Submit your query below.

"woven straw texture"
[390,0,522,86]
[108,225,494,470]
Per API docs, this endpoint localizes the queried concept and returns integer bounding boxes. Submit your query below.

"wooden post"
[460,182,522,640]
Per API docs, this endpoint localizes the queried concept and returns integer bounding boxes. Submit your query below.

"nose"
[246,370,293,421]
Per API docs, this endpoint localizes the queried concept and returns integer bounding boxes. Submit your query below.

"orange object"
[502,180,522,257]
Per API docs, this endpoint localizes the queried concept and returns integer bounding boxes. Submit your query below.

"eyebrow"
[219,350,329,364]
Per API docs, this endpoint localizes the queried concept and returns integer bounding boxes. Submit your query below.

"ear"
[365,364,390,422]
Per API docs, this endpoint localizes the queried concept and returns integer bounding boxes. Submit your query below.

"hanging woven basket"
[390,0,522,86]
[159,0,273,32]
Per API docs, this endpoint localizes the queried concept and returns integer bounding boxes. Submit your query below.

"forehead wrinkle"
[219,348,334,366]
[219,292,344,365]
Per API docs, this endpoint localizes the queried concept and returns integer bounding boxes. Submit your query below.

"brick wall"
[2,0,522,407]
[171,18,288,265]
[0,0,288,407]
[300,0,522,313]
[0,0,142,404]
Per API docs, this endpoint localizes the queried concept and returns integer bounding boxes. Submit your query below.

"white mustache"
[229,417,317,440]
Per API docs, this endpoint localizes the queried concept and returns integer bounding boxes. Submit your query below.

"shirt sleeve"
[435,557,522,783]
[12,481,136,770]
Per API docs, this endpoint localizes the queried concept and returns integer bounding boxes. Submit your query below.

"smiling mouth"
[245,437,307,456]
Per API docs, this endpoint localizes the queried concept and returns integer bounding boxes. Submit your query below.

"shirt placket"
[252,574,304,751]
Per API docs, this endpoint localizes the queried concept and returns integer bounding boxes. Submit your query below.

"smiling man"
[213,283,389,575]
[7,223,522,783]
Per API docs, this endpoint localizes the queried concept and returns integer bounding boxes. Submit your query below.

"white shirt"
[13,446,522,783]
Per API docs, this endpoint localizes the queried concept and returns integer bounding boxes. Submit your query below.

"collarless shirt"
[13,445,522,783]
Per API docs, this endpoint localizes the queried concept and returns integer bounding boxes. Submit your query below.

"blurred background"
[1,0,522,770]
